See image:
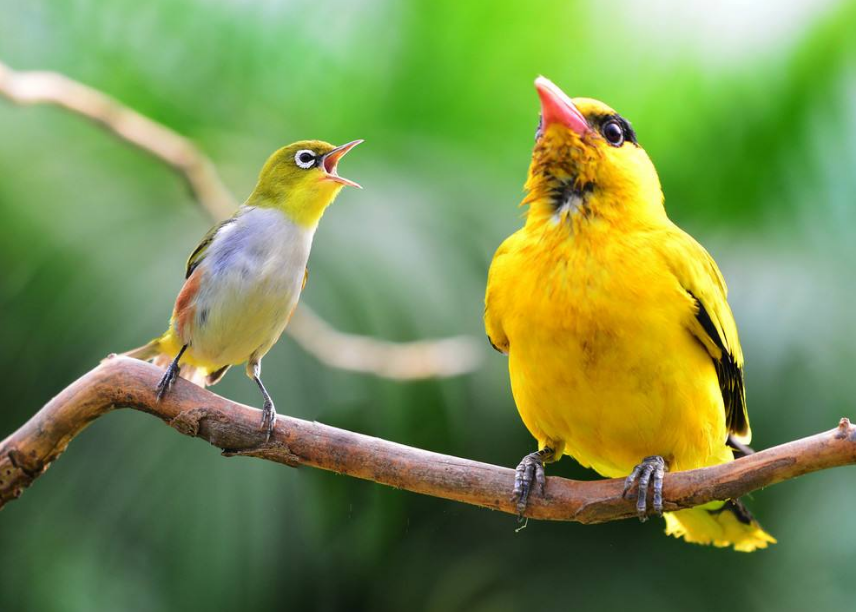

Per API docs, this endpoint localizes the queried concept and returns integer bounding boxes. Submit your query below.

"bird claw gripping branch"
[511,447,555,517]
[622,455,667,521]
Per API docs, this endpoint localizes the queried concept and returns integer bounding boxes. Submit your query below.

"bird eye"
[602,121,624,147]
[294,149,316,169]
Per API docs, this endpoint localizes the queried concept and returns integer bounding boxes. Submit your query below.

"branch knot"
[169,408,214,437]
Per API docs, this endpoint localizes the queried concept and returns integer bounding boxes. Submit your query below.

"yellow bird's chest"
[487,223,727,477]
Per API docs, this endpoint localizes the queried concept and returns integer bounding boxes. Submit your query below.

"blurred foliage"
[2,1,856,611]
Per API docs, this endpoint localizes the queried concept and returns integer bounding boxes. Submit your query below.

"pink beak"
[321,139,363,188]
[535,76,589,136]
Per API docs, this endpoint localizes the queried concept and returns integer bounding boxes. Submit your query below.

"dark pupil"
[299,152,314,164]
[604,122,623,144]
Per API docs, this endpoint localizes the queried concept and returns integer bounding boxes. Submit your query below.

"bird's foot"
[155,362,179,403]
[155,345,187,404]
[511,448,553,518]
[260,399,277,442]
[622,455,667,521]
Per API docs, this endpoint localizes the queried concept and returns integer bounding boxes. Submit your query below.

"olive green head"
[249,139,363,227]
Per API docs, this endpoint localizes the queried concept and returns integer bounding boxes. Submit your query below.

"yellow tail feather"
[663,500,776,552]
[122,339,163,362]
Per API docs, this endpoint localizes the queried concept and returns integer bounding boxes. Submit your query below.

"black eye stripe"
[534,110,638,146]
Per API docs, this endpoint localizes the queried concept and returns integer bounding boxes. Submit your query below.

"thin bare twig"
[2,357,855,517]
[0,60,483,379]
[0,61,235,219]
[287,307,482,379]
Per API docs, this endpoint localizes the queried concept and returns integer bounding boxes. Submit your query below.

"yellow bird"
[127,140,362,438]
[484,77,775,551]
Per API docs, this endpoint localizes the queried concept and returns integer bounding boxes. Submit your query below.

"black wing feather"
[688,291,748,437]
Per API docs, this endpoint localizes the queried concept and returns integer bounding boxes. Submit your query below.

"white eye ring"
[294,149,316,169]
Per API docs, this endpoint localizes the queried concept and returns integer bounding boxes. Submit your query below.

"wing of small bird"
[185,215,239,279]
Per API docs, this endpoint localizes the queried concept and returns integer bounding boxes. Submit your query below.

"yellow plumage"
[485,78,774,551]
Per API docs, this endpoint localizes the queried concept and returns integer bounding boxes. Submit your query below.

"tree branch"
[0,60,483,379]
[2,357,854,518]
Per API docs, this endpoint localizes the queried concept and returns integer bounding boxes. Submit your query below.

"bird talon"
[622,463,643,499]
[155,377,171,403]
[260,400,277,442]
[624,455,666,521]
[155,346,187,404]
[511,448,553,517]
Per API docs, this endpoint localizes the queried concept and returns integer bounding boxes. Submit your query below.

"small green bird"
[127,140,362,438]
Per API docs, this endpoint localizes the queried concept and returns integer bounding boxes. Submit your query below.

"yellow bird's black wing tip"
[687,291,749,438]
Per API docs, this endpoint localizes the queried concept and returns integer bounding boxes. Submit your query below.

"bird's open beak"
[535,76,589,136]
[321,140,363,188]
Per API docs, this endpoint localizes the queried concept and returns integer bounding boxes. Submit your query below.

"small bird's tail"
[122,336,228,388]
[123,338,168,364]
[663,499,776,552]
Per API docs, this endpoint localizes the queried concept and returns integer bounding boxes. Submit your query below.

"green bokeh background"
[2,1,856,610]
